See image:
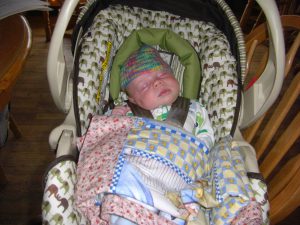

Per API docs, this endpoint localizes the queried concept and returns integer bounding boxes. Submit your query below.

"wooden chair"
[240,0,299,34]
[242,15,300,224]
[240,0,264,34]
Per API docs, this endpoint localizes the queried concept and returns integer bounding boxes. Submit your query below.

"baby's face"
[126,70,180,110]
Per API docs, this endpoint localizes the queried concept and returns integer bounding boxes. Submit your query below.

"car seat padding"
[110,28,201,100]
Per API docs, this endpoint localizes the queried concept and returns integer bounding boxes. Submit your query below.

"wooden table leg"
[0,165,7,187]
[43,11,52,42]
[9,114,21,139]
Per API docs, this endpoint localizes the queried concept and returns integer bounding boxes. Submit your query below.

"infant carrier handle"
[47,0,80,113]
[240,0,285,129]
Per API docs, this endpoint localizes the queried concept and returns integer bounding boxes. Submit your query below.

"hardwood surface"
[0,12,299,225]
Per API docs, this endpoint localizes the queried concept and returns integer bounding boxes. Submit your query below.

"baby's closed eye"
[138,82,150,91]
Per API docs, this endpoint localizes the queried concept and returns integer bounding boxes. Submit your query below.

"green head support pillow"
[110,28,201,100]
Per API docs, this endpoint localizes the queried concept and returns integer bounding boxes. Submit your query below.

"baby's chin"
[148,98,177,110]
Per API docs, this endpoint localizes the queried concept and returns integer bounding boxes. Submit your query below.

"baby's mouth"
[158,89,170,97]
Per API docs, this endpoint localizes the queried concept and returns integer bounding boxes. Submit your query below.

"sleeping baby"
[111,45,214,149]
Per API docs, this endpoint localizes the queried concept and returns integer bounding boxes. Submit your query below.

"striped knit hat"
[120,45,172,90]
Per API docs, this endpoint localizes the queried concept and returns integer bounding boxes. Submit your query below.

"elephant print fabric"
[42,159,87,225]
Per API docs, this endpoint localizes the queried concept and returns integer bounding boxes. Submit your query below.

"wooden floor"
[0,12,299,225]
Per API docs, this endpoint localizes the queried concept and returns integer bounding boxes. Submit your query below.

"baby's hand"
[111,105,130,116]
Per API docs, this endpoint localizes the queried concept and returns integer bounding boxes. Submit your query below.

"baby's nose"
[153,79,162,88]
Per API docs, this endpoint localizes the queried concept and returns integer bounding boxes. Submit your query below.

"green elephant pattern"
[42,160,87,224]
